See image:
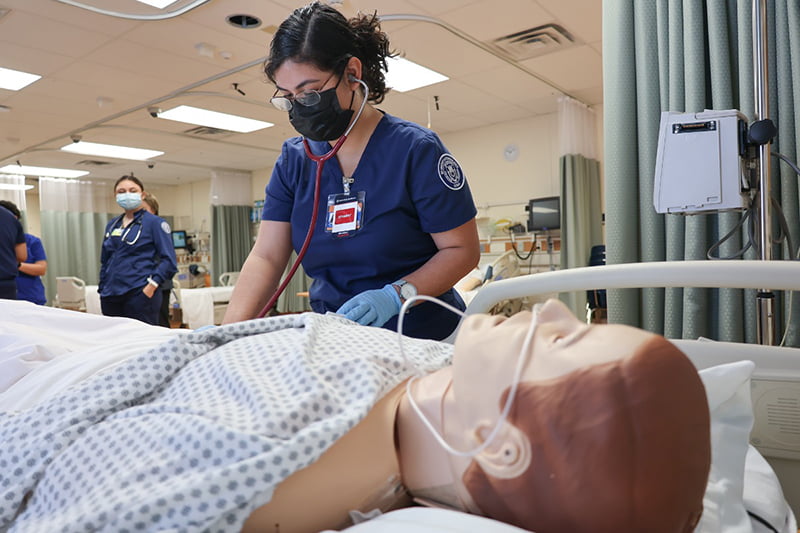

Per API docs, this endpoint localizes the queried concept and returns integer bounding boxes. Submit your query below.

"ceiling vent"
[183,125,235,137]
[489,23,579,61]
[76,159,114,166]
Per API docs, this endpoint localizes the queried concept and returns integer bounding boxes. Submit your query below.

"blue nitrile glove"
[194,325,216,332]
[336,284,402,327]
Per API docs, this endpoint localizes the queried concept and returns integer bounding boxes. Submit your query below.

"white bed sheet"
[0,300,182,406]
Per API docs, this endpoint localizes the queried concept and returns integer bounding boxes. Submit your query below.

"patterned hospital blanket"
[0,313,453,532]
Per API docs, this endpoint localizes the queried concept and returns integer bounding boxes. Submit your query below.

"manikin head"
[397,299,711,533]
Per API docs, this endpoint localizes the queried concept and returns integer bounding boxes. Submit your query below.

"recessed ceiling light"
[384,57,448,92]
[134,0,178,8]
[0,66,41,91]
[157,105,273,133]
[60,141,164,161]
[0,165,88,178]
[226,14,261,29]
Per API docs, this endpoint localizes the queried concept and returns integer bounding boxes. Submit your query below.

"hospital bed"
[454,249,538,316]
[83,283,234,328]
[0,260,798,532]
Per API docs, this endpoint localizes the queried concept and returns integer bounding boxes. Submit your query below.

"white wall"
[441,113,560,227]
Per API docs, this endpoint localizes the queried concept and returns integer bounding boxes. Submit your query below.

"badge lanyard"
[325,175,365,238]
[107,214,143,245]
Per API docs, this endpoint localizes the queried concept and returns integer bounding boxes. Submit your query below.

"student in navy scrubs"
[99,175,177,325]
[0,201,26,300]
[0,200,47,305]
[223,2,480,340]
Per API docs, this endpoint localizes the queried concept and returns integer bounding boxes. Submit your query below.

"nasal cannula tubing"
[256,78,370,319]
[398,296,539,458]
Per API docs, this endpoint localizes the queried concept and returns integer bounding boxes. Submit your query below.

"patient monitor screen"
[172,230,187,249]
[527,196,561,232]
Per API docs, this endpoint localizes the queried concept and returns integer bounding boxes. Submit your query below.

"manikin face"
[397,299,710,533]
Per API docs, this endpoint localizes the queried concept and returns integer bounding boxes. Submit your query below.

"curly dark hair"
[265,1,395,104]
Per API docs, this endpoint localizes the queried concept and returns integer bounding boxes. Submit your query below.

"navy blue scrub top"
[99,209,178,298]
[16,233,47,305]
[0,206,25,285]
[263,112,477,340]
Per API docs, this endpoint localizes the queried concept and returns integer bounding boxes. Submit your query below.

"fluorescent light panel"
[0,165,88,178]
[60,141,164,161]
[384,57,448,92]
[134,0,178,8]
[157,105,273,133]
[0,66,41,91]
[0,183,34,191]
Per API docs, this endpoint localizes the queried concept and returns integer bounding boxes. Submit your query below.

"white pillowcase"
[693,360,755,533]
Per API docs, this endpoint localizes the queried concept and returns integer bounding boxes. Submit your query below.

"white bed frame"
[462,260,800,517]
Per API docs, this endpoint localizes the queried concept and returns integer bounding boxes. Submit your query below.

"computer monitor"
[172,230,187,249]
[526,196,561,232]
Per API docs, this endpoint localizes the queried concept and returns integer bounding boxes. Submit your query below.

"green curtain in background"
[559,154,604,317]
[277,250,314,314]
[603,0,800,345]
[211,205,251,286]
[40,211,112,304]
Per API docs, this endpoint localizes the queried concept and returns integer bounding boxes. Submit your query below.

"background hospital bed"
[460,259,800,520]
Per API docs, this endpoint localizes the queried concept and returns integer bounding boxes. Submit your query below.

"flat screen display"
[172,230,187,249]
[526,196,561,232]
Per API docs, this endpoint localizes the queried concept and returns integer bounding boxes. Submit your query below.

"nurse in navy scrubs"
[99,175,177,325]
[223,2,480,340]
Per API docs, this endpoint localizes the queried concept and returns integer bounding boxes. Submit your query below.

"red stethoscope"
[256,78,369,318]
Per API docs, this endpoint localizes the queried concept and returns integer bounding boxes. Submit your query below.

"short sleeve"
[263,143,296,222]
[29,236,46,262]
[407,134,477,234]
[15,220,25,245]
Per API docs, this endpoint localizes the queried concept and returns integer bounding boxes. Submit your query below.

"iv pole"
[752,0,775,345]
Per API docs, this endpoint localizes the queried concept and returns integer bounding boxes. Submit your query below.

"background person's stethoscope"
[106,211,144,246]
[256,77,369,319]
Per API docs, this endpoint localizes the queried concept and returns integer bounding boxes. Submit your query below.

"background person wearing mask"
[141,191,177,328]
[0,201,26,300]
[99,175,177,325]
[224,2,480,341]
[0,200,47,305]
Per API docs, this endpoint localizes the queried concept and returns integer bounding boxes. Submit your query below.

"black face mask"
[289,86,354,142]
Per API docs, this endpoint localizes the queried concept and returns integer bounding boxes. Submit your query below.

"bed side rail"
[464,260,800,316]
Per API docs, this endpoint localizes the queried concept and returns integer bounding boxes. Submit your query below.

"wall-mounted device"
[525,196,561,232]
[653,109,753,214]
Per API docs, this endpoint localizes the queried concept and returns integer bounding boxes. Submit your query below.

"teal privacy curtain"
[603,0,800,345]
[211,205,251,283]
[38,177,115,304]
[558,96,604,318]
[210,170,253,287]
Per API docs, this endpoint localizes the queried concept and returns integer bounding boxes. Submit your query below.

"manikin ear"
[473,421,531,480]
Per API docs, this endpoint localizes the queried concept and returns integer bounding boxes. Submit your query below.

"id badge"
[325,191,365,238]
[111,227,124,237]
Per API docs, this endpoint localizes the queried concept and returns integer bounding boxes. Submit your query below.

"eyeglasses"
[270,70,342,112]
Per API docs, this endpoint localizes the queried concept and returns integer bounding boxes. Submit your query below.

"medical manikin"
[243,299,711,533]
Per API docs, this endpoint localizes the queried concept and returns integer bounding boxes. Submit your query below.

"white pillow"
[326,507,530,533]
[694,360,755,533]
